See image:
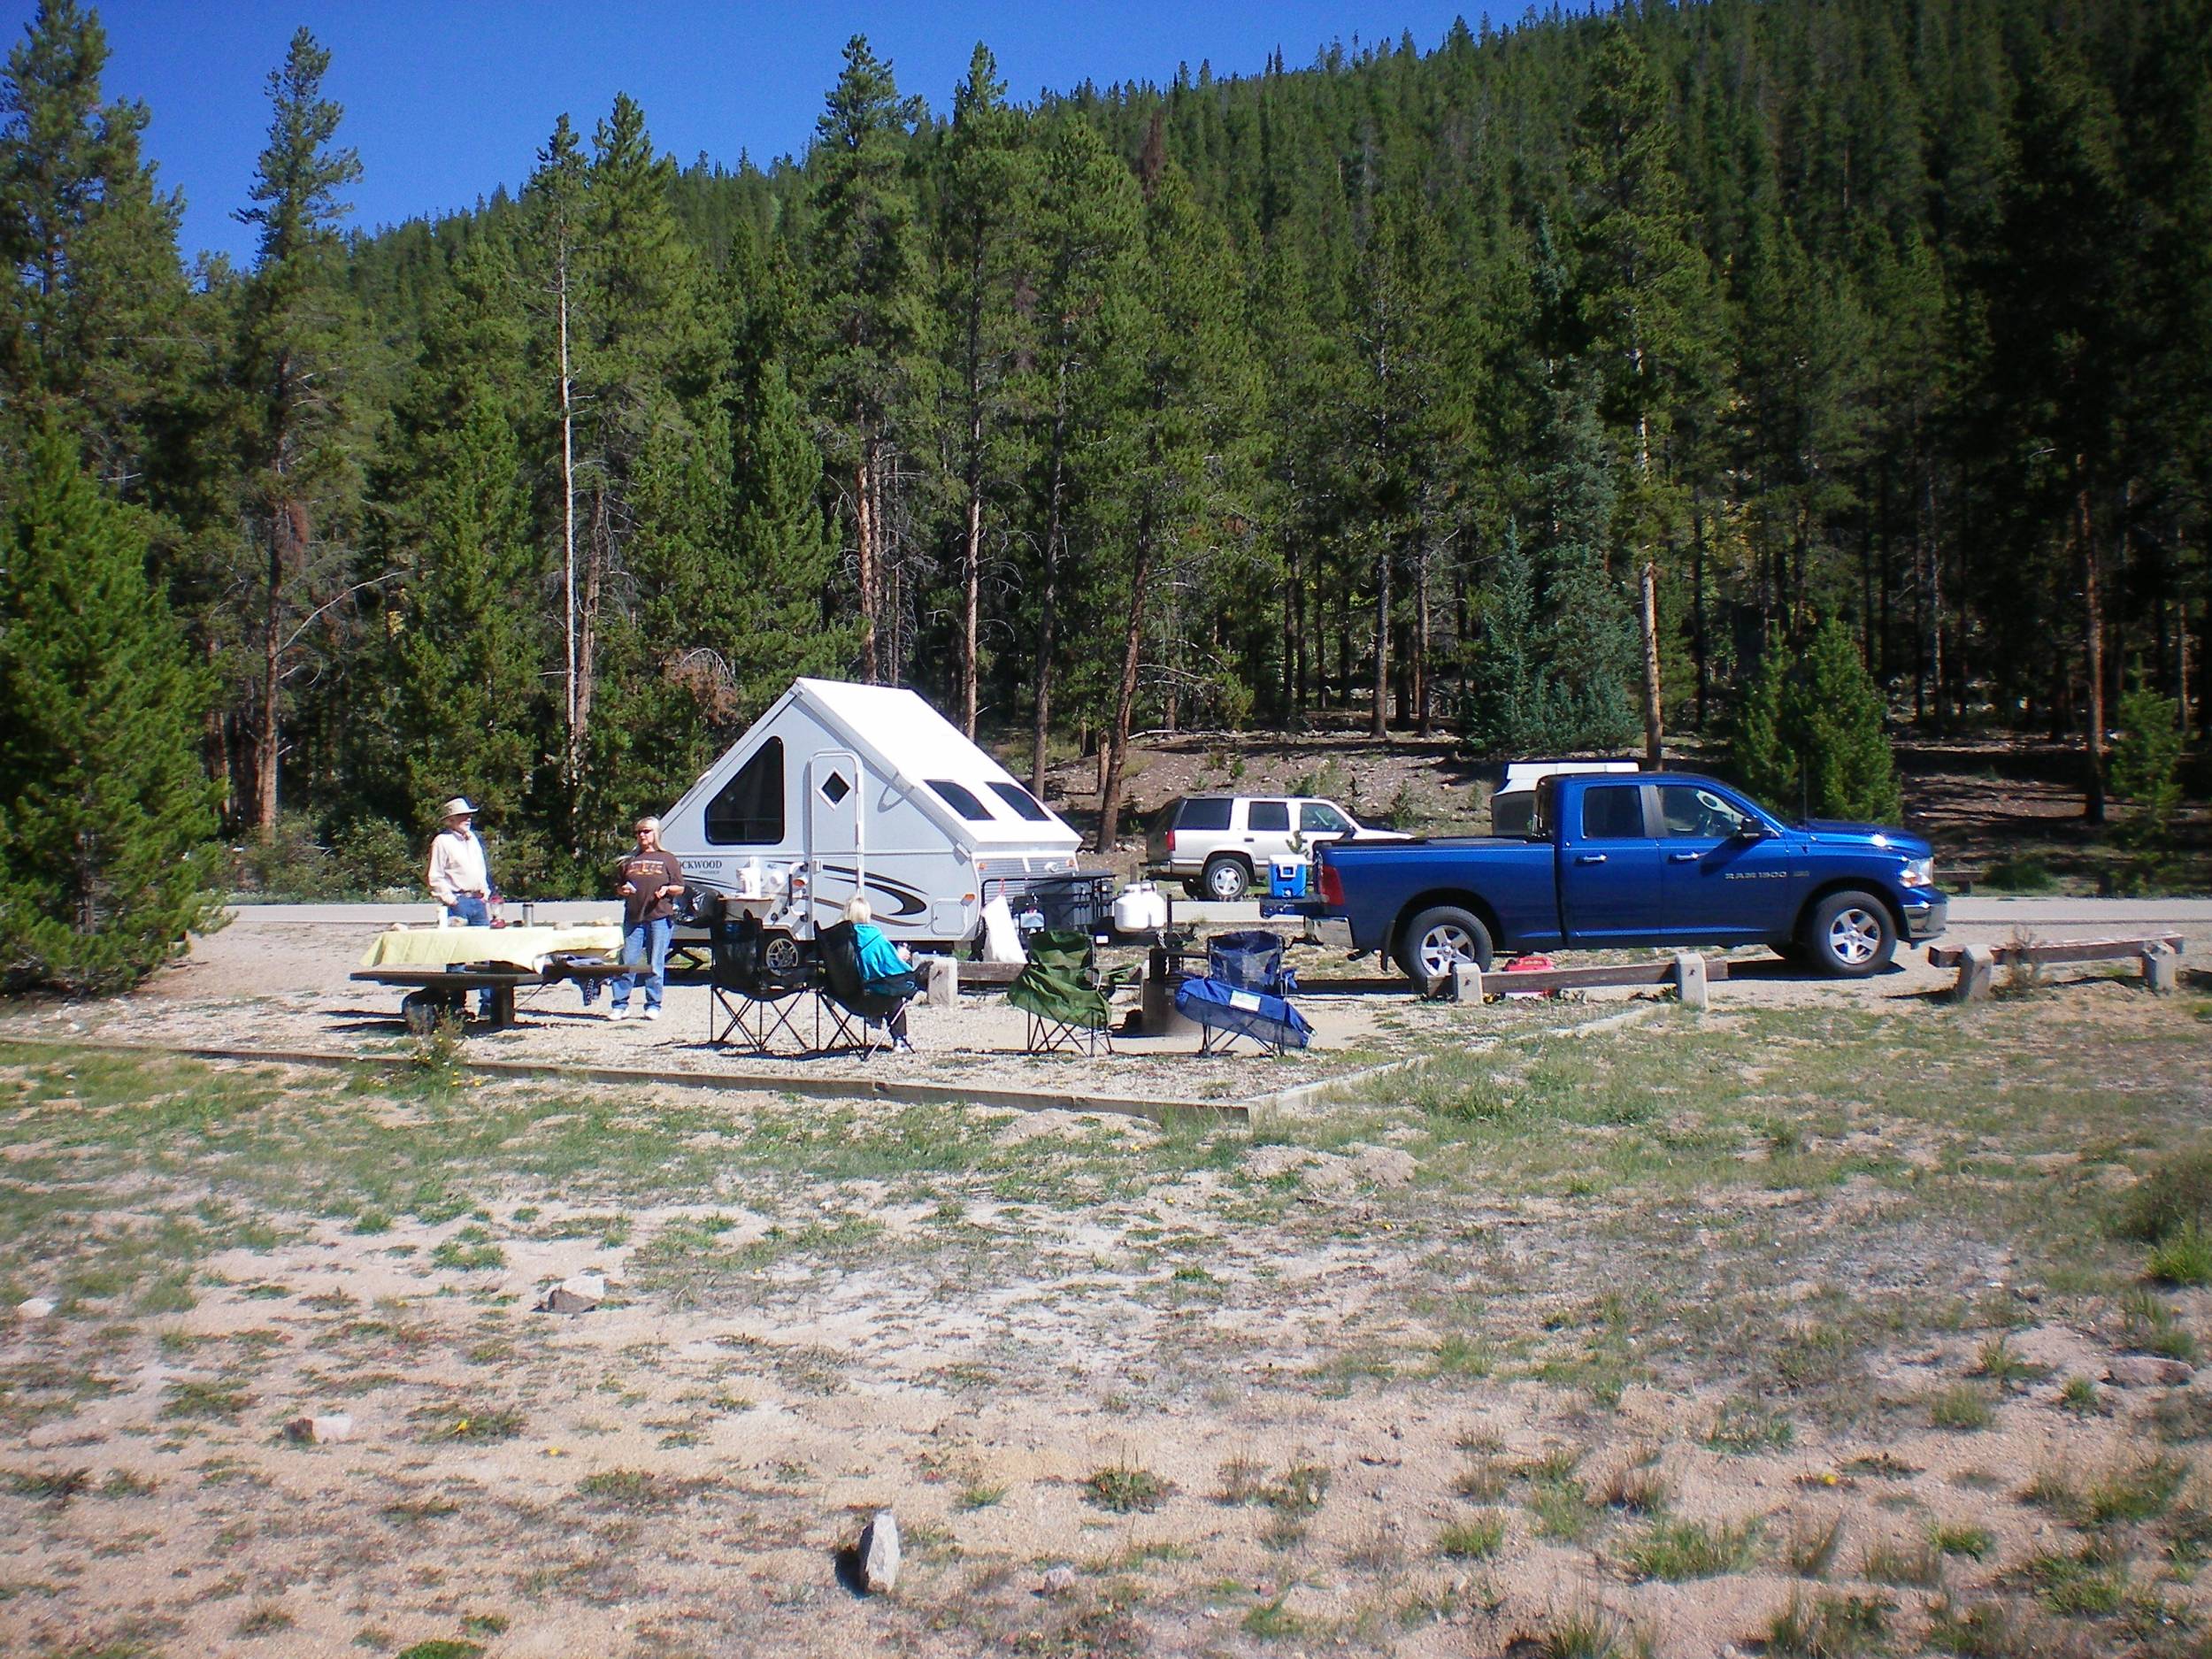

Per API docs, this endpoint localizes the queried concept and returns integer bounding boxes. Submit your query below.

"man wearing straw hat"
[426,797,495,1018]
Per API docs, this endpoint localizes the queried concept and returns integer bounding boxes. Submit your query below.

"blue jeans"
[612,916,672,1011]
[444,895,494,1016]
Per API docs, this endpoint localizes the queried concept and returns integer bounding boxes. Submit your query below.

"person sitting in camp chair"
[814,897,918,1053]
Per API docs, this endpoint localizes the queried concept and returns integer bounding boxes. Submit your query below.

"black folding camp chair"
[708,915,817,1053]
[814,920,919,1058]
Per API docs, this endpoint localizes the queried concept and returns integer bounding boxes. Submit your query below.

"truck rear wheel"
[1803,890,1896,977]
[1399,906,1494,993]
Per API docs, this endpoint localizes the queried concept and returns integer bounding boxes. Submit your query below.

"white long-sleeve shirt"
[426,827,489,907]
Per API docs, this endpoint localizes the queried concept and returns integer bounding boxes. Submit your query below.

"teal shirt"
[852,923,909,989]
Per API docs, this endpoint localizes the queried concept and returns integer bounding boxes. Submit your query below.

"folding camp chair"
[1007,928,1123,1055]
[1174,975,1314,1057]
[708,915,817,1053]
[815,920,919,1058]
[1207,929,1298,997]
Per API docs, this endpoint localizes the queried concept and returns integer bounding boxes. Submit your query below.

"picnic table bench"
[351,958,631,1033]
[1929,933,2184,1000]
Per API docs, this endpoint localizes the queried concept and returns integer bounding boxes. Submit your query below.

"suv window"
[1247,801,1290,832]
[1656,784,1750,840]
[1299,803,1351,833]
[1580,785,1647,841]
[1177,797,1232,831]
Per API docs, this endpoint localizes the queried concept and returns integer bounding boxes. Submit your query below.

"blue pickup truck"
[1314,772,1947,988]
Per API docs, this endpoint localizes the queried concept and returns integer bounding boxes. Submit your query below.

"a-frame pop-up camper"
[658,678,1093,949]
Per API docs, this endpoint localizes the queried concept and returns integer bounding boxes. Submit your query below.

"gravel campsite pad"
[4,914,2212,1656]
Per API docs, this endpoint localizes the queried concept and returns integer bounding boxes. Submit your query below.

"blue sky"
[20,2,1497,265]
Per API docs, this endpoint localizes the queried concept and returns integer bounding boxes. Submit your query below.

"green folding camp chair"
[1006,929,1129,1055]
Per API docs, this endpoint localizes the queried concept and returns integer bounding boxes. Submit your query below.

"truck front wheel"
[1803,890,1896,977]
[1399,906,1494,993]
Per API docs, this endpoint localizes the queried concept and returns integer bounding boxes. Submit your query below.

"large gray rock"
[16,1298,55,1321]
[860,1509,901,1594]
[534,1271,606,1314]
[2107,1356,2194,1388]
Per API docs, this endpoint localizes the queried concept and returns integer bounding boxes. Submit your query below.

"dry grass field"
[5,975,2212,1658]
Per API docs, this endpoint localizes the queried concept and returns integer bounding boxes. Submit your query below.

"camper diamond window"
[820,771,851,805]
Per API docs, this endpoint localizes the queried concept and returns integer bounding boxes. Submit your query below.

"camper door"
[803,749,864,927]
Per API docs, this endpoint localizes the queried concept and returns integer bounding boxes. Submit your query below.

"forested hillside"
[3,0,2207,907]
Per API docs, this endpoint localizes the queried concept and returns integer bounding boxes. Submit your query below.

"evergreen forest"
[3,0,2208,944]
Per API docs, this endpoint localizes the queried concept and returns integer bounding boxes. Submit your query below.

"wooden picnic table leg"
[489,983,516,1027]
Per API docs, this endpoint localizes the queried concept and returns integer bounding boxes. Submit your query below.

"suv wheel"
[1201,856,1251,901]
[1803,890,1896,977]
[1398,905,1494,993]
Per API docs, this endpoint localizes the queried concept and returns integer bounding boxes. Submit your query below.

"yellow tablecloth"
[358,924,624,972]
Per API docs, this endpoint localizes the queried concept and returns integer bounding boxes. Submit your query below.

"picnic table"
[354,922,626,1033]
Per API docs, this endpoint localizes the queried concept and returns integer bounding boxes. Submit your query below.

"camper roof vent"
[820,770,852,805]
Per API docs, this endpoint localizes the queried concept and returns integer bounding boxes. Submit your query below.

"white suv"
[1145,795,1403,899]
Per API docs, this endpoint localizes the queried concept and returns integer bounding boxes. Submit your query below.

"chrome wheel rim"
[1206,864,1244,899]
[1417,926,1479,978]
[1827,907,1883,966]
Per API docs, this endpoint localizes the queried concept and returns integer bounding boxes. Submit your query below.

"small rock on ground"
[860,1509,901,1594]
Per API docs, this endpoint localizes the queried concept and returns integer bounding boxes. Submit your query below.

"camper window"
[705,738,785,844]
[926,780,997,822]
[987,781,1052,823]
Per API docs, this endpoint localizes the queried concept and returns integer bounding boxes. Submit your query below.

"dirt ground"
[6,896,2212,1656]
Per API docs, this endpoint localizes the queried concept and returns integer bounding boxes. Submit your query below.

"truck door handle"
[1575,853,1607,865]
[1668,851,1700,864]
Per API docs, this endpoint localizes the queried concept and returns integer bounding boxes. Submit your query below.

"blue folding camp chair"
[1173,975,1313,1056]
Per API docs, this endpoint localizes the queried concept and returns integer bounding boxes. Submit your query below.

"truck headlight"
[1901,857,1934,889]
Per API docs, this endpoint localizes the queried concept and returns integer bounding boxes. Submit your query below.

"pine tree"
[726,355,848,707]
[1093,163,1256,851]
[230,27,365,833]
[0,0,191,495]
[1727,637,1793,808]
[1731,617,1901,822]
[0,427,219,991]
[807,35,928,683]
[936,43,1033,734]
[1024,117,1143,793]
[384,377,539,843]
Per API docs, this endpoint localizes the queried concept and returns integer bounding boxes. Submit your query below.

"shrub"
[332,818,419,895]
[1981,855,2058,893]
[2148,1223,2212,1287]
[2116,1152,2212,1244]
[2109,687,2185,848]
[1730,618,1902,823]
